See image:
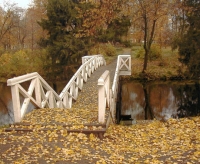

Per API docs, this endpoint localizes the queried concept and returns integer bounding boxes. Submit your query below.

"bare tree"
[0,2,18,50]
[136,0,169,72]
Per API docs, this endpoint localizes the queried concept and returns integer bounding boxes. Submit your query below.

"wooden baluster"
[49,91,54,108]
[10,84,21,122]
[35,78,42,107]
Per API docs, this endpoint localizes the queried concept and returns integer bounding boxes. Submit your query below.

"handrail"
[98,55,131,124]
[59,55,106,108]
[7,55,106,122]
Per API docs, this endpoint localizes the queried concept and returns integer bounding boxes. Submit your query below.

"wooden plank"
[10,84,21,122]
[5,128,106,132]
[12,123,107,128]
[7,72,38,86]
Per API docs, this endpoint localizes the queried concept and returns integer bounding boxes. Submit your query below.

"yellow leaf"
[89,133,95,141]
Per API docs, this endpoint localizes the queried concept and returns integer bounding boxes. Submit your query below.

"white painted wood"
[18,85,39,107]
[28,79,36,95]
[35,78,41,105]
[59,55,105,107]
[10,84,21,122]
[98,55,131,124]
[98,70,110,124]
[49,91,54,108]
[7,55,106,123]
[7,73,37,86]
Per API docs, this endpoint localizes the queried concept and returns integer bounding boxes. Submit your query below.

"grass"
[104,45,183,80]
[127,46,184,80]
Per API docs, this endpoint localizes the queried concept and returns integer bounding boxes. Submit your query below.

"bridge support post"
[98,70,110,124]
[10,85,21,122]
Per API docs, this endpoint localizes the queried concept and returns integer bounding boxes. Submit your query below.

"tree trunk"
[142,82,154,120]
[142,13,149,73]
[143,49,148,73]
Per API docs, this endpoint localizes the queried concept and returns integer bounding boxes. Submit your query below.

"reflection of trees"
[173,83,200,118]
[0,97,14,122]
[142,82,154,120]
[120,80,200,122]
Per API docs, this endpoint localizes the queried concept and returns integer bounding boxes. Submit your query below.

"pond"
[0,83,14,126]
[118,80,200,123]
[0,81,68,126]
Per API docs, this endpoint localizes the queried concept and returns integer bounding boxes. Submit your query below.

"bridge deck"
[4,59,117,137]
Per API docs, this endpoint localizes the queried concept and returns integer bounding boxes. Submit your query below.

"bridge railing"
[59,55,106,108]
[98,55,131,124]
[7,55,106,122]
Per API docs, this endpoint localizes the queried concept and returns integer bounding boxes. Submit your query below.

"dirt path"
[122,48,131,55]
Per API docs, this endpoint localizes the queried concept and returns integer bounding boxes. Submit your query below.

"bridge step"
[13,122,107,128]
[4,123,106,139]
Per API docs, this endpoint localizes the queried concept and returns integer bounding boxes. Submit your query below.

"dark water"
[0,81,68,126]
[120,80,200,122]
[0,83,14,125]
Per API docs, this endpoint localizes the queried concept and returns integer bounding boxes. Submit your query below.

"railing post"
[98,84,105,124]
[35,78,41,106]
[10,85,21,122]
[98,70,110,124]
[63,95,70,108]
[118,55,131,75]
[49,91,54,108]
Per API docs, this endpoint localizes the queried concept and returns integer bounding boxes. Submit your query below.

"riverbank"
[129,46,186,81]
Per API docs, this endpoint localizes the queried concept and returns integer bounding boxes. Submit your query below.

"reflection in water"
[121,81,200,121]
[0,83,14,125]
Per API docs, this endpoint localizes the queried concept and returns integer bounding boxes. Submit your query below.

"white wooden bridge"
[7,55,131,126]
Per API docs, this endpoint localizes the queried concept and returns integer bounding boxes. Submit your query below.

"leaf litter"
[0,117,200,163]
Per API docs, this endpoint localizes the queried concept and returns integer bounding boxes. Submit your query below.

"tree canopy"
[97,16,131,43]
[38,0,91,80]
[177,0,200,78]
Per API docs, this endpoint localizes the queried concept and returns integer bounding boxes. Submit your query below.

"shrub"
[90,43,116,56]
[131,42,142,46]
[149,44,162,60]
[135,44,162,60]
[135,47,145,58]
[0,50,46,80]
[104,43,116,56]
[122,40,133,47]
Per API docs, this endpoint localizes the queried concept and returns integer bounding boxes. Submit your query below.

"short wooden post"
[98,84,105,124]
[35,78,41,106]
[49,91,54,108]
[10,85,21,122]
[98,70,110,124]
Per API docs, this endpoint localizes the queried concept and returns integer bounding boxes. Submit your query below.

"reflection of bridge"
[7,55,131,130]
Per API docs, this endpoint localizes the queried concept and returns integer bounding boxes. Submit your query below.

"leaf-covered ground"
[0,117,200,163]
[21,108,101,125]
